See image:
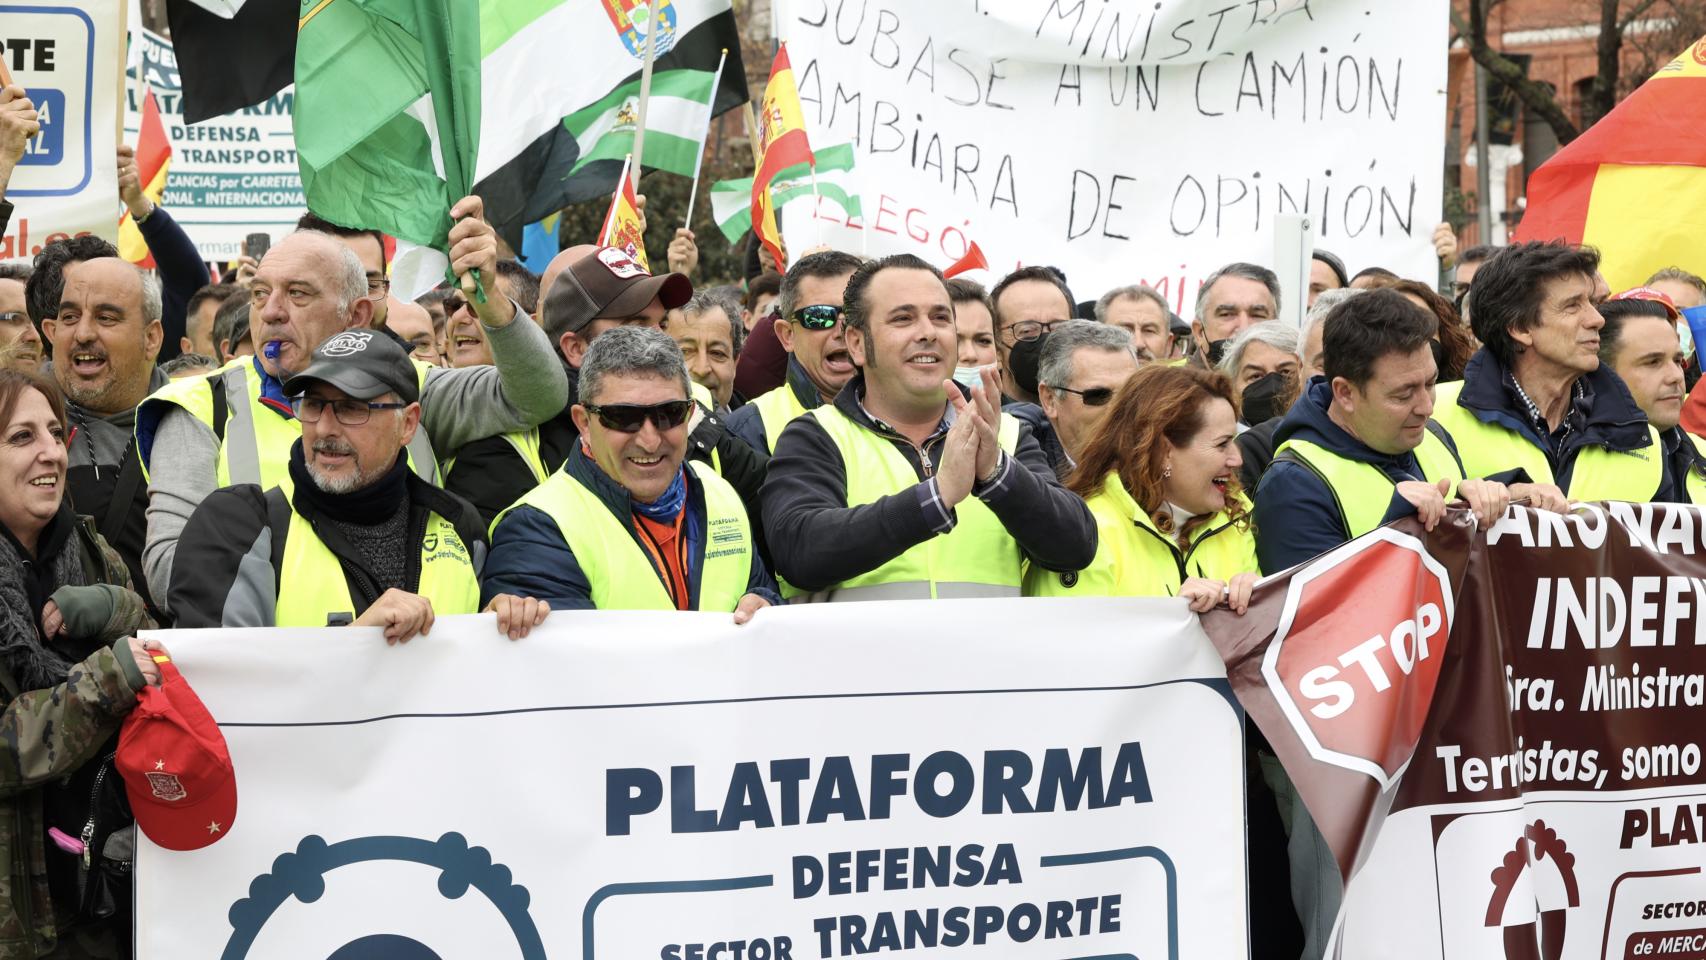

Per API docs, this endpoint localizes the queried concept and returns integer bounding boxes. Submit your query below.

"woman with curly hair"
[1024,364,1258,612]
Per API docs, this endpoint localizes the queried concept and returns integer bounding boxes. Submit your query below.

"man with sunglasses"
[483,327,777,618]
[442,246,767,527]
[762,254,1096,602]
[726,250,864,454]
[167,330,548,641]
[1035,320,1140,478]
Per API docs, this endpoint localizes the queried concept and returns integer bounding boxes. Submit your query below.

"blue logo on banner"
[18,89,63,166]
[221,833,545,959]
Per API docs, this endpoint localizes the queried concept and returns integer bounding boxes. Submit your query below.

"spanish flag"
[118,89,170,269]
[599,153,650,271]
[1515,36,1706,290]
[750,43,814,268]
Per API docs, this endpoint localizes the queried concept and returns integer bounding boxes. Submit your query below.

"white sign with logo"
[0,0,122,258]
[138,598,1247,958]
[779,0,1448,315]
[124,28,303,261]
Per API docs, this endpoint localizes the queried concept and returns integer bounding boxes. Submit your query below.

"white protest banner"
[123,29,302,261]
[0,0,122,258]
[137,598,1247,958]
[780,0,1447,314]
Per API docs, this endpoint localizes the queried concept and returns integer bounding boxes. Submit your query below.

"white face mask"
[951,366,984,388]
[1680,320,1695,359]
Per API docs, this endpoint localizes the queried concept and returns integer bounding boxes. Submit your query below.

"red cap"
[117,656,237,851]
[1609,286,1682,320]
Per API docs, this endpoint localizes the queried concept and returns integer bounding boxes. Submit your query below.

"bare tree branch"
[1461,0,1584,143]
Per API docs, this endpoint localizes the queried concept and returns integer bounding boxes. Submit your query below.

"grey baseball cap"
[282,329,419,404]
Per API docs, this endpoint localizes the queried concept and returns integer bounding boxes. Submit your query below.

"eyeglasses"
[1051,385,1115,406]
[790,304,843,330]
[366,276,390,298]
[292,395,409,425]
[1001,319,1067,346]
[0,311,26,324]
[584,399,695,433]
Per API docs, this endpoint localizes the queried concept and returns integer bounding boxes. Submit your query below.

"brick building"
[1447,0,1703,245]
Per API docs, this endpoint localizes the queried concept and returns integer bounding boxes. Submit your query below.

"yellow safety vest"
[1025,471,1256,598]
[1685,432,1706,505]
[1273,426,1464,541]
[138,356,438,489]
[804,405,1024,602]
[272,492,482,627]
[751,383,813,453]
[493,460,751,612]
[1433,380,1664,502]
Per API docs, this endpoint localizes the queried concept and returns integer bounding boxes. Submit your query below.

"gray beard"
[305,455,382,495]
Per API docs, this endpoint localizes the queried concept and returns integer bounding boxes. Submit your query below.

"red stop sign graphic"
[1262,529,1455,788]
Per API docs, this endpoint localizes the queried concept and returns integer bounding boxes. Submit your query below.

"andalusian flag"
[118,90,170,269]
[711,142,860,244]
[564,69,719,186]
[292,0,745,298]
[751,44,814,268]
[600,155,650,270]
[1515,36,1706,289]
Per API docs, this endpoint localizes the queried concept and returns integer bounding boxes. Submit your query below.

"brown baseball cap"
[542,246,692,334]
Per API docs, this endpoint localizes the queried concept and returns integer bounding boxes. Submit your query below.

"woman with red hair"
[1024,363,1258,612]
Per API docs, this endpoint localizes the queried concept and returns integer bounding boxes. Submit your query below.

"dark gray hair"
[577,325,691,404]
[682,288,746,354]
[1195,262,1281,323]
[1094,284,1168,323]
[1216,319,1300,376]
[778,250,863,320]
[1038,319,1137,389]
[0,261,30,282]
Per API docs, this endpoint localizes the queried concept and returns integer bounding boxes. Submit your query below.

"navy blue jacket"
[725,356,822,453]
[1663,426,1706,504]
[1449,349,1668,499]
[137,206,211,364]
[480,445,780,610]
[1253,378,1470,574]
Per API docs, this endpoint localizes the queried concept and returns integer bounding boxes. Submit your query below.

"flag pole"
[630,0,662,192]
[683,47,729,230]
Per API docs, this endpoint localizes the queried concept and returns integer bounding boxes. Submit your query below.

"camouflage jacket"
[0,520,149,958]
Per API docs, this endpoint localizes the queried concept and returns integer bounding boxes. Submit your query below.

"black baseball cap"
[283,329,419,404]
[542,246,692,334]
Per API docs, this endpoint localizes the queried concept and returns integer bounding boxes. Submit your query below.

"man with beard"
[762,254,1096,601]
[0,263,39,372]
[137,204,568,611]
[167,330,547,639]
[42,257,166,614]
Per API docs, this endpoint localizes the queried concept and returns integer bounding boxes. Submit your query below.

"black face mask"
[1241,370,1294,425]
[1009,334,1048,397]
[1205,338,1231,367]
[1430,339,1450,380]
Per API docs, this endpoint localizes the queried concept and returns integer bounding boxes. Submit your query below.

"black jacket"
[1663,425,1706,504]
[761,375,1097,592]
[168,464,487,628]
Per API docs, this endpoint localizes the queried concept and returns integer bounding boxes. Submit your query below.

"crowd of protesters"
[5,78,1706,959]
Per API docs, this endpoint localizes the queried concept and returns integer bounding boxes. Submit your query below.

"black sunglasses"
[791,304,843,330]
[584,399,694,433]
[1052,385,1115,407]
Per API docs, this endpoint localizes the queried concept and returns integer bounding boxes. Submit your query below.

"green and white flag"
[710,142,861,245]
[565,69,716,183]
[294,0,746,299]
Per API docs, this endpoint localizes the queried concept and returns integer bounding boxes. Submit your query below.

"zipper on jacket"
[76,752,116,903]
[1131,521,1189,585]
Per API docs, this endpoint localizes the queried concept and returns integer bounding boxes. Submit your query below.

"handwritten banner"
[779,0,1447,314]
[137,598,1247,958]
